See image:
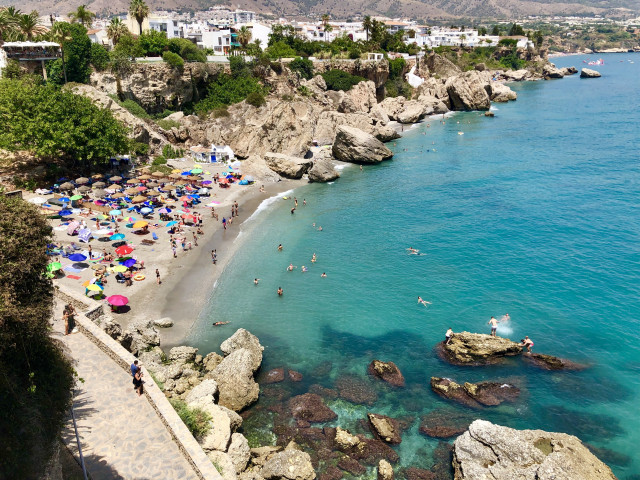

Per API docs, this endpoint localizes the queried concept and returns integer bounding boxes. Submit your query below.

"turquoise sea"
[189,54,640,478]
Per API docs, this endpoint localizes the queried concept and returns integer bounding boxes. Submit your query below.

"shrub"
[195,73,266,113]
[163,51,184,72]
[246,91,266,107]
[139,30,168,57]
[169,399,211,439]
[321,69,364,91]
[498,38,518,47]
[120,99,151,119]
[298,85,312,96]
[152,156,167,165]
[2,59,22,79]
[90,43,110,72]
[212,107,230,118]
[168,38,206,62]
[157,118,181,130]
[133,142,149,155]
[388,57,406,79]
[288,57,314,80]
[266,40,296,59]
[162,144,184,158]
[269,62,283,74]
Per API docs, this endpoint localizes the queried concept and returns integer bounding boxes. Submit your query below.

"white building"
[87,28,110,47]
[230,10,256,25]
[125,13,181,38]
[191,145,235,163]
[200,29,232,54]
[235,22,271,49]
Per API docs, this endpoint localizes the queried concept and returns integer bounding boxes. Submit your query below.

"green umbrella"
[47,262,62,272]
[70,195,83,201]
[190,168,203,174]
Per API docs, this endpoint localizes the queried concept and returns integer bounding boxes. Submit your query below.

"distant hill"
[2,0,639,21]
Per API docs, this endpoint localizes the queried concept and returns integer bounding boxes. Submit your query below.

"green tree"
[0,8,18,45]
[0,76,132,167]
[139,29,168,56]
[17,11,46,40]
[90,42,110,71]
[491,25,500,36]
[265,40,296,59]
[236,26,252,52]
[129,0,150,35]
[509,23,525,36]
[162,50,183,71]
[321,69,364,91]
[68,4,95,27]
[107,17,128,46]
[246,39,262,57]
[0,195,75,479]
[478,26,487,36]
[362,16,372,41]
[167,37,206,62]
[47,22,91,85]
[288,56,314,80]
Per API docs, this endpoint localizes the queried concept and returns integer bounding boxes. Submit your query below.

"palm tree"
[0,8,18,46]
[107,17,127,46]
[321,14,330,27]
[236,26,252,52]
[50,22,72,84]
[69,5,96,27]
[362,16,372,41]
[459,33,467,47]
[129,0,150,36]
[18,11,47,40]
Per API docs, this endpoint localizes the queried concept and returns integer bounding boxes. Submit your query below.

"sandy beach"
[37,159,303,348]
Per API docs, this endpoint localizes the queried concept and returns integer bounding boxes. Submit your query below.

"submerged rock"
[581,68,602,78]
[264,368,285,384]
[337,456,366,475]
[367,360,405,387]
[438,331,522,365]
[453,419,617,480]
[404,467,436,480]
[289,393,337,423]
[332,125,393,164]
[522,353,587,371]
[335,374,378,405]
[431,377,520,408]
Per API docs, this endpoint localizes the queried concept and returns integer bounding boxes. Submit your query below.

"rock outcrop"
[453,420,617,480]
[581,68,601,78]
[308,158,340,183]
[367,360,405,387]
[431,377,520,408]
[188,396,239,451]
[485,82,517,102]
[522,353,587,371]
[543,64,565,79]
[261,444,316,480]
[121,319,160,356]
[264,152,313,179]
[378,459,394,480]
[332,126,393,164]
[438,332,522,365]
[445,71,492,111]
[561,66,578,76]
[368,414,402,444]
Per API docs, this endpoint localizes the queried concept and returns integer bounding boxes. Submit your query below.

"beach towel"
[152,233,159,240]
[63,266,85,273]
[67,274,82,280]
[78,228,92,243]
[67,221,80,236]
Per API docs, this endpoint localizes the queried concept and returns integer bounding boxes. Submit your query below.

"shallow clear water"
[189,54,640,477]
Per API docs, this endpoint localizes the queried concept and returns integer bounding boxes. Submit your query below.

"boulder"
[203,352,224,372]
[264,153,313,179]
[378,459,394,480]
[123,320,160,356]
[211,349,261,411]
[169,346,198,364]
[184,379,219,404]
[288,370,303,382]
[250,446,283,467]
[239,472,265,480]
[374,125,401,142]
[332,126,393,164]
[368,360,405,387]
[438,332,522,365]
[220,328,264,371]
[188,396,233,451]
[153,317,174,328]
[208,450,238,480]
[337,456,366,475]
[501,69,530,82]
[561,66,578,75]
[474,63,486,72]
[396,101,428,124]
[265,368,285,384]
[345,80,377,114]
[165,363,184,380]
[430,377,519,408]
[335,427,361,450]
[165,111,185,122]
[261,448,316,480]
[581,68,601,78]
[228,433,251,473]
[522,353,587,371]
[289,393,337,423]
[337,435,399,465]
[486,82,517,102]
[452,419,617,480]
[102,319,122,340]
[368,414,402,444]
[543,64,565,79]
[308,158,340,183]
[378,96,405,120]
[445,72,491,111]
[370,104,390,125]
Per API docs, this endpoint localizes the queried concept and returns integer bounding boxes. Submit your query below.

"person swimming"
[287,264,296,271]
[277,287,283,296]
[301,266,308,272]
[321,272,327,277]
[278,244,283,251]
[407,247,420,255]
[311,253,317,263]
[254,278,260,285]
[418,296,431,307]
[213,321,230,326]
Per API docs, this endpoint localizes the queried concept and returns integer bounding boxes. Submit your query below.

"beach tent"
[67,221,80,236]
[78,228,92,243]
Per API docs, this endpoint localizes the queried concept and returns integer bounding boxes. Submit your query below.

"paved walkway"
[53,302,200,480]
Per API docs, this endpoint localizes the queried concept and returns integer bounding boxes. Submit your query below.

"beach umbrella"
[190,168,203,174]
[57,197,70,204]
[159,207,171,213]
[124,216,136,222]
[110,176,122,182]
[138,174,151,180]
[92,174,104,179]
[112,241,127,248]
[245,175,255,182]
[72,262,90,269]
[133,220,149,229]
[126,179,138,184]
[132,195,147,204]
[140,207,152,215]
[93,189,106,198]
[107,295,129,306]
[29,197,46,204]
[165,185,178,190]
[202,180,212,185]
[112,192,125,198]
[166,221,178,227]
[68,253,87,262]
[47,262,62,272]
[181,171,190,176]
[59,209,73,216]
[152,171,165,178]
[59,182,74,191]
[77,185,91,193]
[146,191,160,197]
[76,177,89,184]
[109,209,122,216]
[205,201,220,206]
[113,265,128,273]
[120,258,137,268]
[115,245,133,256]
[146,182,159,187]
[92,182,106,188]
[86,283,103,291]
[110,233,125,240]
[125,187,138,195]
[169,173,181,180]
[70,194,83,201]
[136,186,147,192]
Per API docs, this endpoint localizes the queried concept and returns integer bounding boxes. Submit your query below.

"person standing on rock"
[520,336,534,353]
[488,316,500,336]
[445,328,453,344]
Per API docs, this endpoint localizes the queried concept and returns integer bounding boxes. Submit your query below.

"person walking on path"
[156,269,161,285]
[130,360,140,377]
[63,304,77,336]
[488,316,499,336]
[133,368,144,396]
[222,217,227,230]
[211,250,217,264]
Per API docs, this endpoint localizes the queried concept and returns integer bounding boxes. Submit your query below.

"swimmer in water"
[287,264,296,272]
[321,272,327,277]
[254,278,260,285]
[318,226,323,231]
[418,296,431,307]
[500,313,511,323]
[312,223,316,227]
[278,244,283,251]
[311,253,317,263]
[277,287,283,296]
[301,266,308,272]
[407,247,420,254]
[213,321,230,326]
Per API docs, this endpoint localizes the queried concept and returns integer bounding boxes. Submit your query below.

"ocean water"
[189,54,640,477]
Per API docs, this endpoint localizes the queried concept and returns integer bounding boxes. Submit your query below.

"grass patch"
[157,119,181,130]
[169,398,212,439]
[149,372,164,390]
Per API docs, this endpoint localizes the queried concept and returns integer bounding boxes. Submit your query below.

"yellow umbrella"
[113,265,128,273]
[172,169,181,173]
[133,220,148,229]
[86,284,103,291]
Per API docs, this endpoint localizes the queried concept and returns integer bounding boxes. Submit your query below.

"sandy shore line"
[153,180,303,348]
